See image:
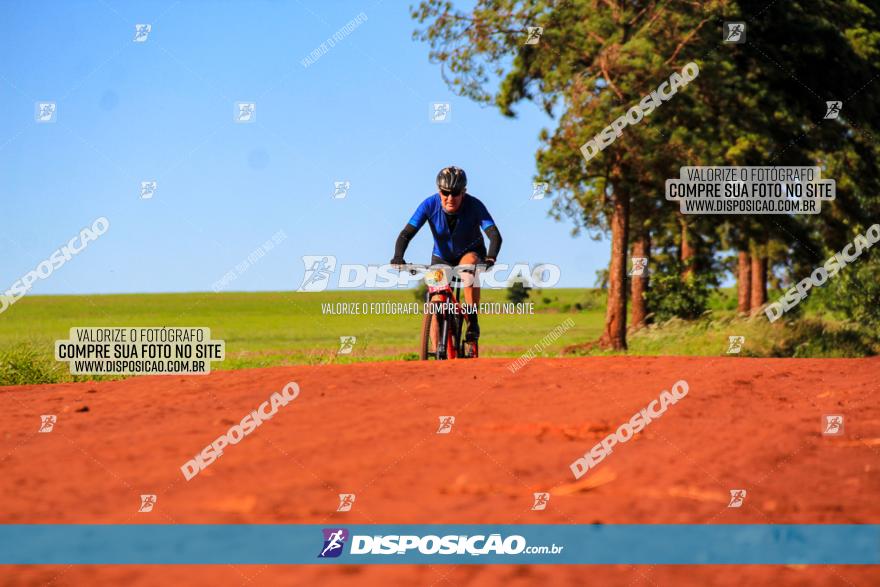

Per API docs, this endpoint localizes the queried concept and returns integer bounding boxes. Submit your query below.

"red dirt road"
[2,356,880,585]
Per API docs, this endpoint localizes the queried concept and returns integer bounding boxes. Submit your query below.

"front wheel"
[420,309,442,360]
[421,306,459,360]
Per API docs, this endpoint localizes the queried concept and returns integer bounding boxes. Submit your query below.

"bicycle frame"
[398,263,480,360]
[426,275,463,360]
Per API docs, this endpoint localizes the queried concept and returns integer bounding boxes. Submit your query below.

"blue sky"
[0,0,609,295]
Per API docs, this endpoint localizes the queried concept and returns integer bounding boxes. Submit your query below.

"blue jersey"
[407,193,496,261]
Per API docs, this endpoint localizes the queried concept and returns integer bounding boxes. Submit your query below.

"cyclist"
[391,166,502,342]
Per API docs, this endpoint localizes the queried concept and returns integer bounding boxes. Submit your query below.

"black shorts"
[431,247,486,267]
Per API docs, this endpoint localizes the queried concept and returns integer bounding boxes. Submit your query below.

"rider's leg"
[457,252,481,340]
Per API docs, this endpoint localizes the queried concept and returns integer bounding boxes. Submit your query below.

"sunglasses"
[439,189,464,198]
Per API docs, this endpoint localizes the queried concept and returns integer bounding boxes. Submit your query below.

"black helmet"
[436,166,467,195]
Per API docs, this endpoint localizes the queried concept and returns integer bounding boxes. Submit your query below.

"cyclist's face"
[440,190,464,212]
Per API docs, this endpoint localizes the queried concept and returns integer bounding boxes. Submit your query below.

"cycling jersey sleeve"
[474,199,496,230]
[408,198,432,229]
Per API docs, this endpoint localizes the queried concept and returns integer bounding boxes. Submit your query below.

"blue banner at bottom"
[1,525,878,564]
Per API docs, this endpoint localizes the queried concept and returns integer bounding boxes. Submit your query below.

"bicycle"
[397,264,479,361]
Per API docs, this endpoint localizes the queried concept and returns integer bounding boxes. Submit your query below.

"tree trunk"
[599,192,630,349]
[630,233,650,329]
[680,218,695,277]
[737,251,751,314]
[750,247,767,314]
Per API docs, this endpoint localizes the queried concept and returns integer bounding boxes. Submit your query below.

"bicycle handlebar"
[392,263,490,272]
[390,263,428,275]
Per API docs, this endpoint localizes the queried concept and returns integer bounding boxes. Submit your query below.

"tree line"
[413,0,880,348]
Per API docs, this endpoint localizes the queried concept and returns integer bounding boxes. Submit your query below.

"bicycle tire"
[445,312,457,359]
[420,309,433,360]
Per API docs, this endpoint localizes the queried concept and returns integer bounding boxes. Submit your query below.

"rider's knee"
[454,255,479,287]
[459,252,480,265]
[457,271,476,288]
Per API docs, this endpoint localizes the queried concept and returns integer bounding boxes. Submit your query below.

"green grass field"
[0,288,875,386]
[0,289,602,382]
